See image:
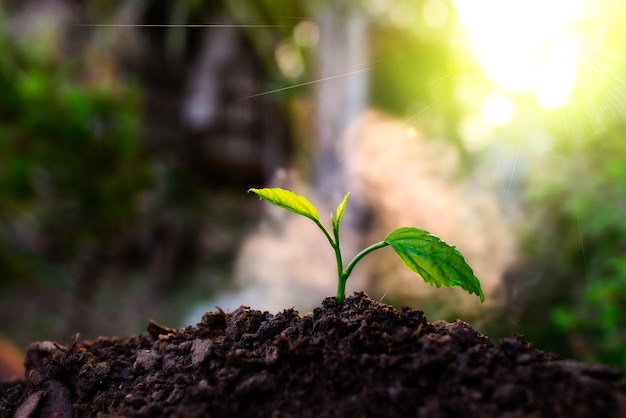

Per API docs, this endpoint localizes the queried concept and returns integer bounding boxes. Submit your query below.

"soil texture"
[1,292,624,417]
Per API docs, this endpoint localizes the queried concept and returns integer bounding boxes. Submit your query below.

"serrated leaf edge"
[384,227,485,302]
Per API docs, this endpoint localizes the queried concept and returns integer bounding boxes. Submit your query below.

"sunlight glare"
[453,0,583,109]
[535,39,578,109]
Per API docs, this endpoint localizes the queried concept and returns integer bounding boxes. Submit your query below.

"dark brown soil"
[1,292,624,417]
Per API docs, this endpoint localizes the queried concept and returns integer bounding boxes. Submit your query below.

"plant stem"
[335,241,389,304]
[331,217,344,291]
[314,219,346,298]
[336,272,348,304]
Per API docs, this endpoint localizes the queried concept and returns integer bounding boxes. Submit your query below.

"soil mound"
[1,292,624,417]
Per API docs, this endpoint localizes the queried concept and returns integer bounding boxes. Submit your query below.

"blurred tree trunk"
[313,2,368,201]
[311,2,370,291]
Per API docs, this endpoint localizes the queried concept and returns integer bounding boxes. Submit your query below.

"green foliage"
[385,228,484,302]
[550,259,626,369]
[520,124,626,370]
[0,22,150,285]
[249,187,484,304]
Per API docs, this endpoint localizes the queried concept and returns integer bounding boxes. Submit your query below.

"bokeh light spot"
[405,126,418,138]
[275,42,304,79]
[423,0,450,28]
[458,115,492,152]
[294,20,320,48]
[480,94,515,126]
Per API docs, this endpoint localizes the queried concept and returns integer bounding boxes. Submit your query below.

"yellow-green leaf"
[384,227,485,302]
[248,187,320,223]
[332,192,350,230]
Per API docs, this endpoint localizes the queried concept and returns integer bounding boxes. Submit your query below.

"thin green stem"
[332,217,343,280]
[336,273,347,304]
[343,241,389,281]
[314,216,390,304]
[333,241,344,291]
[335,240,390,304]
[314,219,345,292]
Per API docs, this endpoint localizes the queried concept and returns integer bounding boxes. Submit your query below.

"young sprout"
[249,187,485,304]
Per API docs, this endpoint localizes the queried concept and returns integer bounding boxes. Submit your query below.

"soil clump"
[1,292,624,417]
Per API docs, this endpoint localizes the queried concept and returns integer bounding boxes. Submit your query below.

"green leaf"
[384,227,485,302]
[248,187,320,223]
[332,192,350,230]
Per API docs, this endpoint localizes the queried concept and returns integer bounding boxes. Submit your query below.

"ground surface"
[1,292,624,417]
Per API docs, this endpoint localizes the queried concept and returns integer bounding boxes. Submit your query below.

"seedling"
[249,187,485,304]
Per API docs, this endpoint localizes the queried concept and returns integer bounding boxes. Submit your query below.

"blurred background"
[0,0,624,374]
